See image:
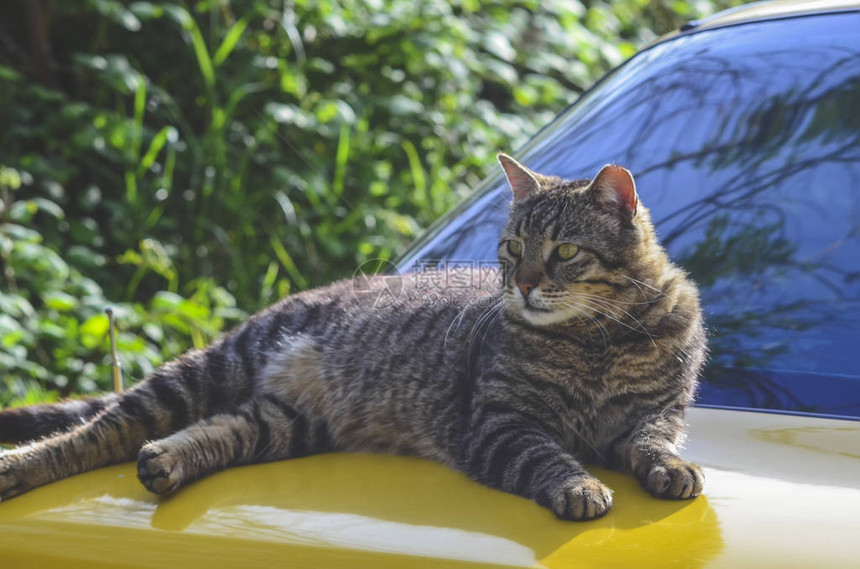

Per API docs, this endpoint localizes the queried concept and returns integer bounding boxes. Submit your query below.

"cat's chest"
[542,348,661,451]
[550,381,638,461]
[550,345,634,391]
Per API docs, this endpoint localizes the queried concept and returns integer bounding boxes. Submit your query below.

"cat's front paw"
[137,442,184,495]
[642,458,704,499]
[548,475,613,521]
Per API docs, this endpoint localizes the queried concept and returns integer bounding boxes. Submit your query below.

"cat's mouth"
[515,301,573,327]
[509,287,553,314]
[523,302,551,313]
[511,294,587,327]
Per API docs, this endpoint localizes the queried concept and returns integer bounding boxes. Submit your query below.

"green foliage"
[0,0,740,404]
[0,165,243,405]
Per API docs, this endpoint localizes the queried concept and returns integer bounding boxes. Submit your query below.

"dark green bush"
[0,0,739,404]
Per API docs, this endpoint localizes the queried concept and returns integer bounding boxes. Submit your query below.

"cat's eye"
[507,240,523,256]
[556,243,579,260]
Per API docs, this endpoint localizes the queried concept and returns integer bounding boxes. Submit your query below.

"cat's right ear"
[587,164,638,220]
[498,153,541,201]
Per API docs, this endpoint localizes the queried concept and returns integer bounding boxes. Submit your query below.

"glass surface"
[399,13,860,419]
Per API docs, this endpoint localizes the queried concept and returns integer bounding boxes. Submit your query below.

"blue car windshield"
[399,13,860,420]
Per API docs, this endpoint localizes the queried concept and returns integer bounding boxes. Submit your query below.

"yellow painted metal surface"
[1,407,858,568]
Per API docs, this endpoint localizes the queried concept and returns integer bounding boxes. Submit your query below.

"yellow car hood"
[1,407,858,569]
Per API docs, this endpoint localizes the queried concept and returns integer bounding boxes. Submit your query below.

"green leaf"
[1,224,41,243]
[44,291,79,312]
[388,95,423,115]
[80,314,110,350]
[116,331,146,353]
[266,103,315,128]
[484,30,515,62]
[0,292,35,318]
[138,126,177,174]
[8,201,37,223]
[332,121,351,197]
[176,298,209,320]
[37,319,66,340]
[152,291,183,310]
[31,198,65,219]
[213,16,250,67]
[401,139,427,205]
[0,65,22,82]
[128,2,164,19]
[0,166,23,190]
[74,54,141,93]
[166,5,215,89]
[18,386,59,406]
[0,314,27,348]
[269,235,308,289]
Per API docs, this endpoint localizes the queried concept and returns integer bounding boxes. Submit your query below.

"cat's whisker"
[584,312,610,349]
[557,300,610,348]
[579,294,658,345]
[575,292,662,307]
[558,296,657,348]
[444,302,476,349]
[467,300,504,348]
[545,289,662,307]
[580,299,657,348]
[573,314,599,345]
[624,275,666,297]
[570,293,659,344]
[623,275,649,298]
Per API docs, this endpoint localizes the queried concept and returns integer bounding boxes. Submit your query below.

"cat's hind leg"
[137,394,329,494]
[0,352,214,500]
[0,392,171,500]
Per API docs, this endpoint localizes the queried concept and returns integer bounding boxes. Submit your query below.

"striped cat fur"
[0,155,706,520]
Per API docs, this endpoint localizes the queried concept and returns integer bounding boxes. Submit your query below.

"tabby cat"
[0,155,706,520]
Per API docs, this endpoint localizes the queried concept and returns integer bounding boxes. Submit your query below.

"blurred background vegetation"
[0,0,740,405]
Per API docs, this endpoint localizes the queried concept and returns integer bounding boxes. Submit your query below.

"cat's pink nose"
[515,268,541,298]
[517,281,536,298]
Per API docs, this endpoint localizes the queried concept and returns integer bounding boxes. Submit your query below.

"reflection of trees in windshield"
[654,59,860,247]
[532,33,860,414]
[404,17,860,416]
[615,41,860,415]
[682,215,813,412]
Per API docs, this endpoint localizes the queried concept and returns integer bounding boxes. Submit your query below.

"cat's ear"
[588,164,638,219]
[498,153,541,201]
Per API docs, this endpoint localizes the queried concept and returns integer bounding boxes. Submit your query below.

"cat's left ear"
[588,164,638,219]
[498,153,542,201]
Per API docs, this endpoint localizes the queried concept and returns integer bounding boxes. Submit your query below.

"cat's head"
[496,153,664,327]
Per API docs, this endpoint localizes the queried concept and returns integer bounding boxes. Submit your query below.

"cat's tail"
[0,394,120,444]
